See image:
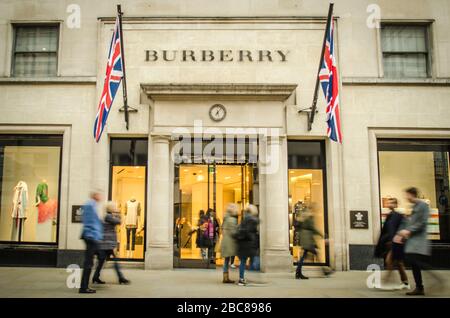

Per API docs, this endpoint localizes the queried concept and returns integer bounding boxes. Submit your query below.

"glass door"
[173,163,255,268]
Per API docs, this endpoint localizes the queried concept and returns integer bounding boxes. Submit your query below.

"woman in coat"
[221,203,239,283]
[235,204,259,286]
[92,201,130,285]
[294,204,333,279]
[374,197,409,290]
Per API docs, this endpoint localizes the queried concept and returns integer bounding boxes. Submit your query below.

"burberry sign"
[145,49,289,63]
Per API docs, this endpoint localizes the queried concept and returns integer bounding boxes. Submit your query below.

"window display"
[109,138,148,260]
[288,141,329,265]
[378,139,450,243]
[0,135,62,243]
[111,166,146,259]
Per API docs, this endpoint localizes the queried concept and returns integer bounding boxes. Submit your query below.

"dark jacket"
[294,216,322,253]
[235,213,259,257]
[99,212,121,251]
[375,210,405,258]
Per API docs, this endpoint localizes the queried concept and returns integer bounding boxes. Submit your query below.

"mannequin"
[124,197,141,258]
[11,181,28,241]
[35,178,57,242]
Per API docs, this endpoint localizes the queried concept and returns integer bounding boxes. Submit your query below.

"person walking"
[196,210,210,260]
[92,201,130,285]
[235,204,259,286]
[394,187,433,296]
[374,198,409,290]
[206,208,221,264]
[79,190,103,294]
[294,204,333,279]
[221,203,239,284]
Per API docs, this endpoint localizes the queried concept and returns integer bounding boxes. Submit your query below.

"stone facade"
[0,0,449,271]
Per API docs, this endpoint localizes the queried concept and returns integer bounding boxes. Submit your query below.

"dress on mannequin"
[125,199,141,258]
[11,181,28,241]
[35,180,57,242]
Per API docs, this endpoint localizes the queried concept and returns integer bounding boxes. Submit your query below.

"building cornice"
[0,76,97,85]
[342,77,450,86]
[140,83,297,101]
[98,16,336,24]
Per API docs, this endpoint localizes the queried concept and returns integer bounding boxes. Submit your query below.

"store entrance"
[173,163,256,268]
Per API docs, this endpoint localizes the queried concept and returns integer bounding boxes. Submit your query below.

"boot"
[119,277,131,285]
[295,267,308,280]
[406,287,425,296]
[223,272,234,284]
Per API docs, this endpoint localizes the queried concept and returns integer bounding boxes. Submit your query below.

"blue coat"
[81,199,103,241]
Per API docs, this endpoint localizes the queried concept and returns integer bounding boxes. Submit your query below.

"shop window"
[378,139,450,244]
[12,24,59,77]
[288,141,329,265]
[0,135,62,244]
[109,138,147,260]
[381,24,430,78]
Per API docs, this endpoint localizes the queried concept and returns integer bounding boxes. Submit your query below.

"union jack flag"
[319,18,342,143]
[94,16,123,142]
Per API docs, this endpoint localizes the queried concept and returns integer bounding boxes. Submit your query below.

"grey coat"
[99,212,121,251]
[404,200,431,256]
[220,214,238,258]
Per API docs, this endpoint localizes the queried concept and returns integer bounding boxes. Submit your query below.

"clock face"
[209,104,227,122]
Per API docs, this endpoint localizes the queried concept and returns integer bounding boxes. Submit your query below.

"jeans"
[93,249,124,281]
[230,256,235,265]
[239,256,249,280]
[296,250,311,274]
[406,253,432,289]
[223,257,232,273]
[250,256,260,271]
[80,238,99,290]
[126,228,136,251]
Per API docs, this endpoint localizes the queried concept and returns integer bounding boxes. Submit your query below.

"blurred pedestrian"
[249,208,260,271]
[394,187,435,296]
[196,210,209,260]
[294,204,333,279]
[79,190,103,294]
[206,208,221,264]
[374,198,409,290]
[235,204,259,286]
[92,201,130,285]
[221,203,239,283]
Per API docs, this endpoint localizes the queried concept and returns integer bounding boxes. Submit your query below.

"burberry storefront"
[1,2,450,271]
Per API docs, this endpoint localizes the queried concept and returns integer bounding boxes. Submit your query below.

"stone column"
[145,135,173,269]
[261,136,292,272]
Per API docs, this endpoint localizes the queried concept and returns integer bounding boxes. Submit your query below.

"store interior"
[111,166,146,259]
[288,169,326,264]
[175,164,253,263]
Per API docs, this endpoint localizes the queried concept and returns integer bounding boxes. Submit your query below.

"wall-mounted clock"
[209,104,227,122]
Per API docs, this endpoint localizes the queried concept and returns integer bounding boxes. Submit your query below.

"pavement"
[0,266,449,298]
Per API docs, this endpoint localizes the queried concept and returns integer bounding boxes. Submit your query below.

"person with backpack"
[235,204,259,286]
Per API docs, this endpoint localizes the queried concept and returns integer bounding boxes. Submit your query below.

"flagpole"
[117,4,129,130]
[308,2,334,131]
